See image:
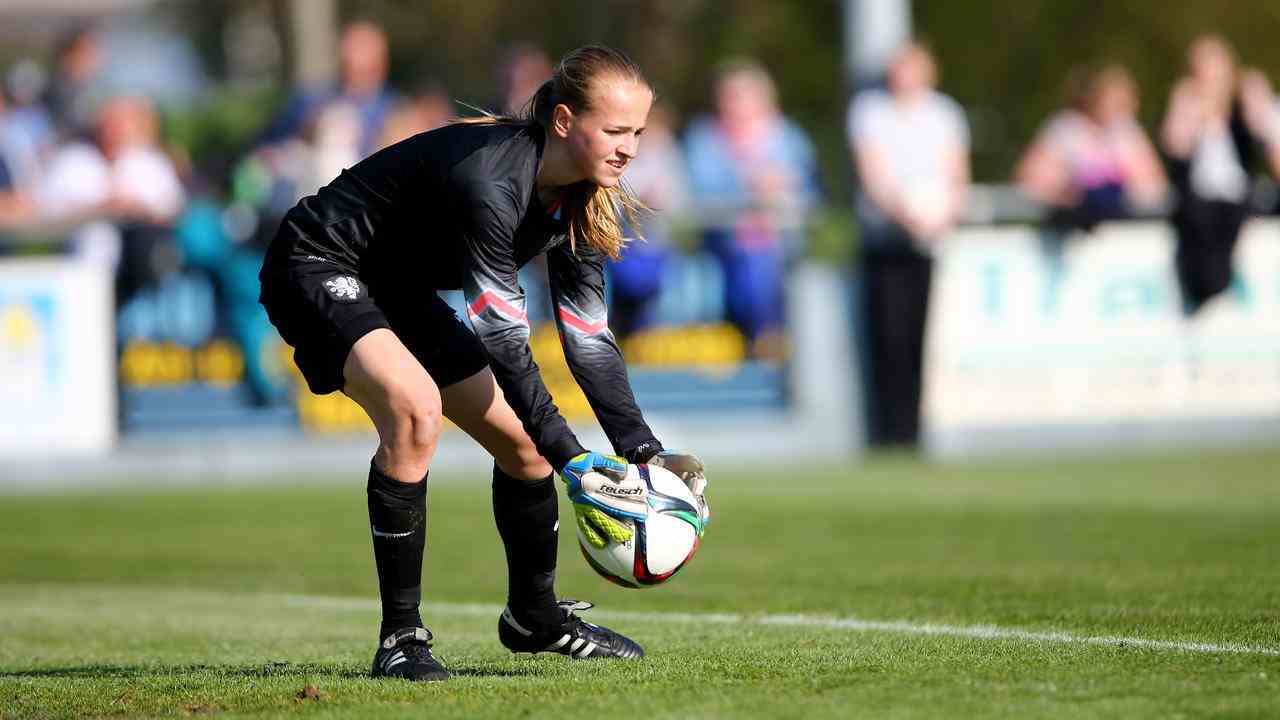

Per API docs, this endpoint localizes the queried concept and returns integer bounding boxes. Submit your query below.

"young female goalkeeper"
[258,45,708,681]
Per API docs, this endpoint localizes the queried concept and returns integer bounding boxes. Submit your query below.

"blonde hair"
[457,45,650,260]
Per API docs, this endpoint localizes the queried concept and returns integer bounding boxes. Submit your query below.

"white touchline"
[283,595,1280,658]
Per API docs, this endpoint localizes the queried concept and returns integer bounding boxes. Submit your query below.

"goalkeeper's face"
[555,78,653,188]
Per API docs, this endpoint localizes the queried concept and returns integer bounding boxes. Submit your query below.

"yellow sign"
[282,322,752,435]
[119,340,246,387]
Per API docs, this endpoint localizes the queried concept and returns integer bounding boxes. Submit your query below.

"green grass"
[2,448,1279,718]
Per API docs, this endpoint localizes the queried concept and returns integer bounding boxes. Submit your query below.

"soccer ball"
[577,464,703,588]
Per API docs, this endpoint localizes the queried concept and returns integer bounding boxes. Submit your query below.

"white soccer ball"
[577,464,703,589]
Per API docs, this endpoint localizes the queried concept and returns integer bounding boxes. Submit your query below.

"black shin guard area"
[492,467,561,630]
[368,461,427,641]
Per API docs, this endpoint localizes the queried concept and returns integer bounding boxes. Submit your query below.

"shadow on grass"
[2,661,540,680]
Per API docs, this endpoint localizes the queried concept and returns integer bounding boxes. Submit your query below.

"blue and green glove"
[560,452,647,549]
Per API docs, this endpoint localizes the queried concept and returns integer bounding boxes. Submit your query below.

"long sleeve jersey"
[264,121,662,468]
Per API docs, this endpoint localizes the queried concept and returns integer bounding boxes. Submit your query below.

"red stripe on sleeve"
[468,291,528,325]
[557,307,607,335]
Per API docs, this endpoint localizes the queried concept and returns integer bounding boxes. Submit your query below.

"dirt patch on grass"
[296,684,327,703]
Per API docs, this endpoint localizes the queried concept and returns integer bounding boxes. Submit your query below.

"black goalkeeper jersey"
[264,121,661,468]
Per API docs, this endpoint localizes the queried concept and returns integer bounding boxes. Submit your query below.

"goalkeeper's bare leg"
[342,329,449,681]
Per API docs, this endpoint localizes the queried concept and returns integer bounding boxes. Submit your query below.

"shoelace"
[557,599,612,644]
[554,598,642,659]
[377,632,438,674]
[381,627,435,652]
[557,599,595,623]
[401,640,437,663]
[548,599,612,658]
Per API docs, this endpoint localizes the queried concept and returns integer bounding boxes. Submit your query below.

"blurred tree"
[917,0,1280,180]
[160,0,1280,194]
[342,0,847,196]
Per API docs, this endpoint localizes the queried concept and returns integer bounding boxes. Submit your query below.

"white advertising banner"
[924,220,1280,453]
[0,258,116,456]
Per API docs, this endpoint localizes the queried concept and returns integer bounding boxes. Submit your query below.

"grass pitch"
[2,448,1278,718]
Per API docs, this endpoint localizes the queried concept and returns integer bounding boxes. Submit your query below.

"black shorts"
[259,260,489,395]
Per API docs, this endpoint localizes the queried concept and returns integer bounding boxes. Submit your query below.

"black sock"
[492,465,561,630]
[367,460,427,642]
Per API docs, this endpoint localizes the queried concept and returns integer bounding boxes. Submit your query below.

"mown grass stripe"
[282,594,1280,658]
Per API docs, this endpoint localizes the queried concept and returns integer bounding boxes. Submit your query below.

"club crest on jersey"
[324,276,362,301]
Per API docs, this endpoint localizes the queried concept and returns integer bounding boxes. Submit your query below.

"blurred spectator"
[1242,70,1280,180]
[259,20,396,157]
[300,101,364,195]
[609,102,690,338]
[1016,64,1166,230]
[1161,35,1273,314]
[34,136,109,222]
[235,97,366,233]
[494,45,556,324]
[96,96,186,225]
[375,84,453,150]
[3,59,55,190]
[101,96,186,303]
[34,123,116,267]
[43,24,106,141]
[498,45,553,115]
[685,58,818,358]
[36,95,184,281]
[848,40,969,449]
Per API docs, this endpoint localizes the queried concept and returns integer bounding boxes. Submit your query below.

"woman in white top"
[1017,64,1166,231]
[847,41,969,449]
[1161,35,1274,314]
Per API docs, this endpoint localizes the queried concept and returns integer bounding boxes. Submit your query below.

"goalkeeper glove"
[574,505,633,549]
[647,450,710,528]
[559,452,647,549]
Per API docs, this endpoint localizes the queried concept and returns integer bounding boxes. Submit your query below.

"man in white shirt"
[848,41,969,449]
[37,95,185,290]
